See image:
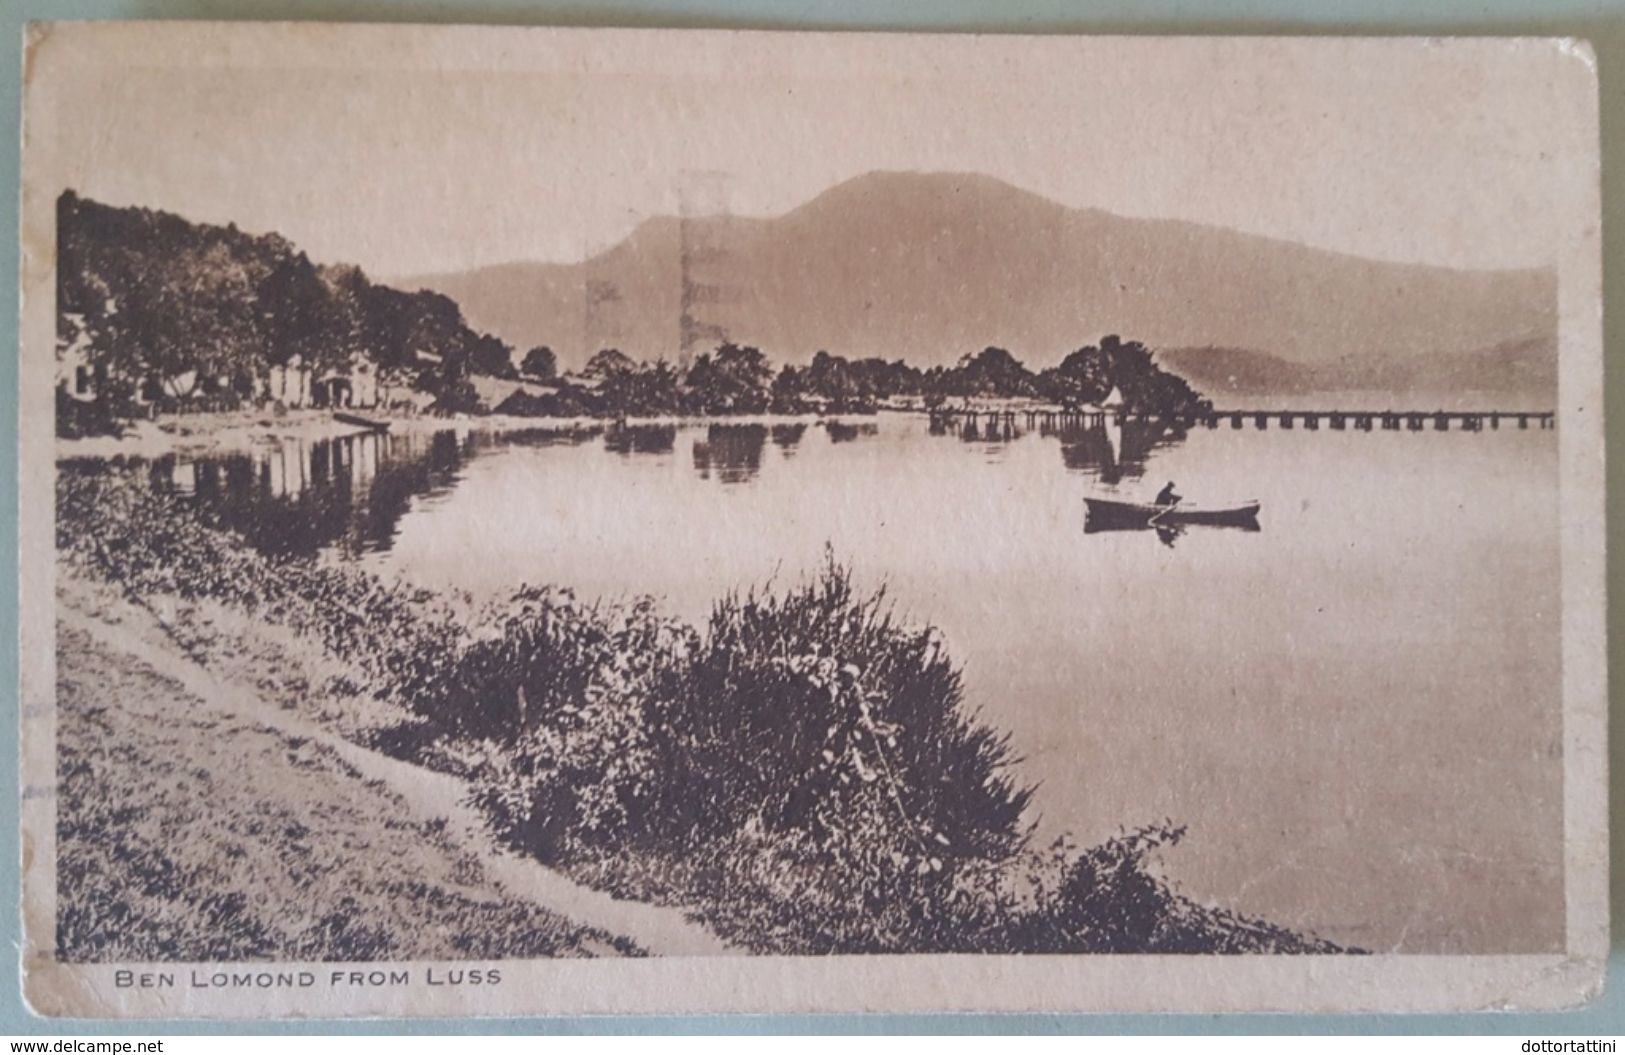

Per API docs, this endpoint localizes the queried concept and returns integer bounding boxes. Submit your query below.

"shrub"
[461,558,1031,866]
[58,468,1347,955]
[427,378,486,416]
[454,592,696,857]
[56,467,469,718]
[664,558,1031,857]
[56,388,135,439]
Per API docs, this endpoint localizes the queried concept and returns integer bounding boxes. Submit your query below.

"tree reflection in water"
[604,424,678,456]
[823,421,878,444]
[127,428,605,559]
[770,423,807,456]
[692,424,768,484]
[80,414,1204,563]
[1037,419,1187,485]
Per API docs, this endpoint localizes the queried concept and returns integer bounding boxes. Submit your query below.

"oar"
[1147,499,1181,526]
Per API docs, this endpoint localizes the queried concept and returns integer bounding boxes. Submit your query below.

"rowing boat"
[1083,496,1261,529]
[333,411,391,433]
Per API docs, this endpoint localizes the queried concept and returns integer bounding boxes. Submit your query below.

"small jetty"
[928,407,1558,433]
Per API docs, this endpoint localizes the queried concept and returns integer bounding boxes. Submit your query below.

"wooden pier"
[927,407,1557,433]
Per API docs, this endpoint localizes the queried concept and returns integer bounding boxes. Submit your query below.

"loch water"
[90,409,1562,954]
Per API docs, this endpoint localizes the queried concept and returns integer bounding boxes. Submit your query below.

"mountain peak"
[403,172,1556,385]
[789,170,1078,222]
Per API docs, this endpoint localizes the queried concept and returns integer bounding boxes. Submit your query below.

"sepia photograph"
[14,23,1606,1016]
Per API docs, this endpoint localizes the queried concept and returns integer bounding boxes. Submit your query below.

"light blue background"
[2,0,1621,1035]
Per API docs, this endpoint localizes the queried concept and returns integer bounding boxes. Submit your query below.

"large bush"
[58,469,1346,955]
[457,560,1030,864]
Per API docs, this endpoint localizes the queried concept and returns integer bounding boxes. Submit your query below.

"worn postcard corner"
[15,22,1606,1018]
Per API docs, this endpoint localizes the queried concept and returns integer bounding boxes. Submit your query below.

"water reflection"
[1083,514,1261,549]
[692,424,768,484]
[823,421,879,444]
[56,410,1559,953]
[770,423,807,455]
[605,424,677,456]
[1038,419,1187,485]
[143,430,472,559]
[115,427,606,560]
[928,415,1187,479]
[956,417,1022,445]
[77,415,1204,563]
[495,428,602,451]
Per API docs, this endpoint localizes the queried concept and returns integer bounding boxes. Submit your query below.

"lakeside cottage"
[268,356,380,410]
[266,356,313,407]
[60,333,395,413]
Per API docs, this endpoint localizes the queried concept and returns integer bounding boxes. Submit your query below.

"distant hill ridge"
[1160,337,1557,405]
[402,170,1557,398]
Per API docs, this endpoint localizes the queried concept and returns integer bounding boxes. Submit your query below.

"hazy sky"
[29,25,1592,278]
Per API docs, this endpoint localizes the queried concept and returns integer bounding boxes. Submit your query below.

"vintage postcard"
[16,24,1605,1016]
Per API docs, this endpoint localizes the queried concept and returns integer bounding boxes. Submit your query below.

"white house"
[269,355,389,409]
[267,355,314,407]
[56,313,98,402]
[313,360,378,409]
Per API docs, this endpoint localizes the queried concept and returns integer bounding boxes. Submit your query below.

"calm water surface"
[119,411,1562,953]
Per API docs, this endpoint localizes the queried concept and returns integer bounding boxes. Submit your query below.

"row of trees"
[497,338,1208,419]
[57,191,516,426]
[57,191,1207,429]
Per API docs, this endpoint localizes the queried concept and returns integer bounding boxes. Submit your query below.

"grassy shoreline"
[54,606,640,961]
[56,467,1351,956]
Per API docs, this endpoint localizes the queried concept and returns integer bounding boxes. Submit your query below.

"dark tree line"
[56,191,517,429]
[56,191,1207,431]
[498,340,1208,419]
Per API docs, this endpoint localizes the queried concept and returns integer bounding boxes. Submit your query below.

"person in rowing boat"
[1154,481,1183,506]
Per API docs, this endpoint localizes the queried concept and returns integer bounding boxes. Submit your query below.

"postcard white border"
[15,23,1608,1017]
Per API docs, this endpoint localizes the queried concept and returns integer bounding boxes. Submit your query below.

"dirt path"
[61,600,736,958]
